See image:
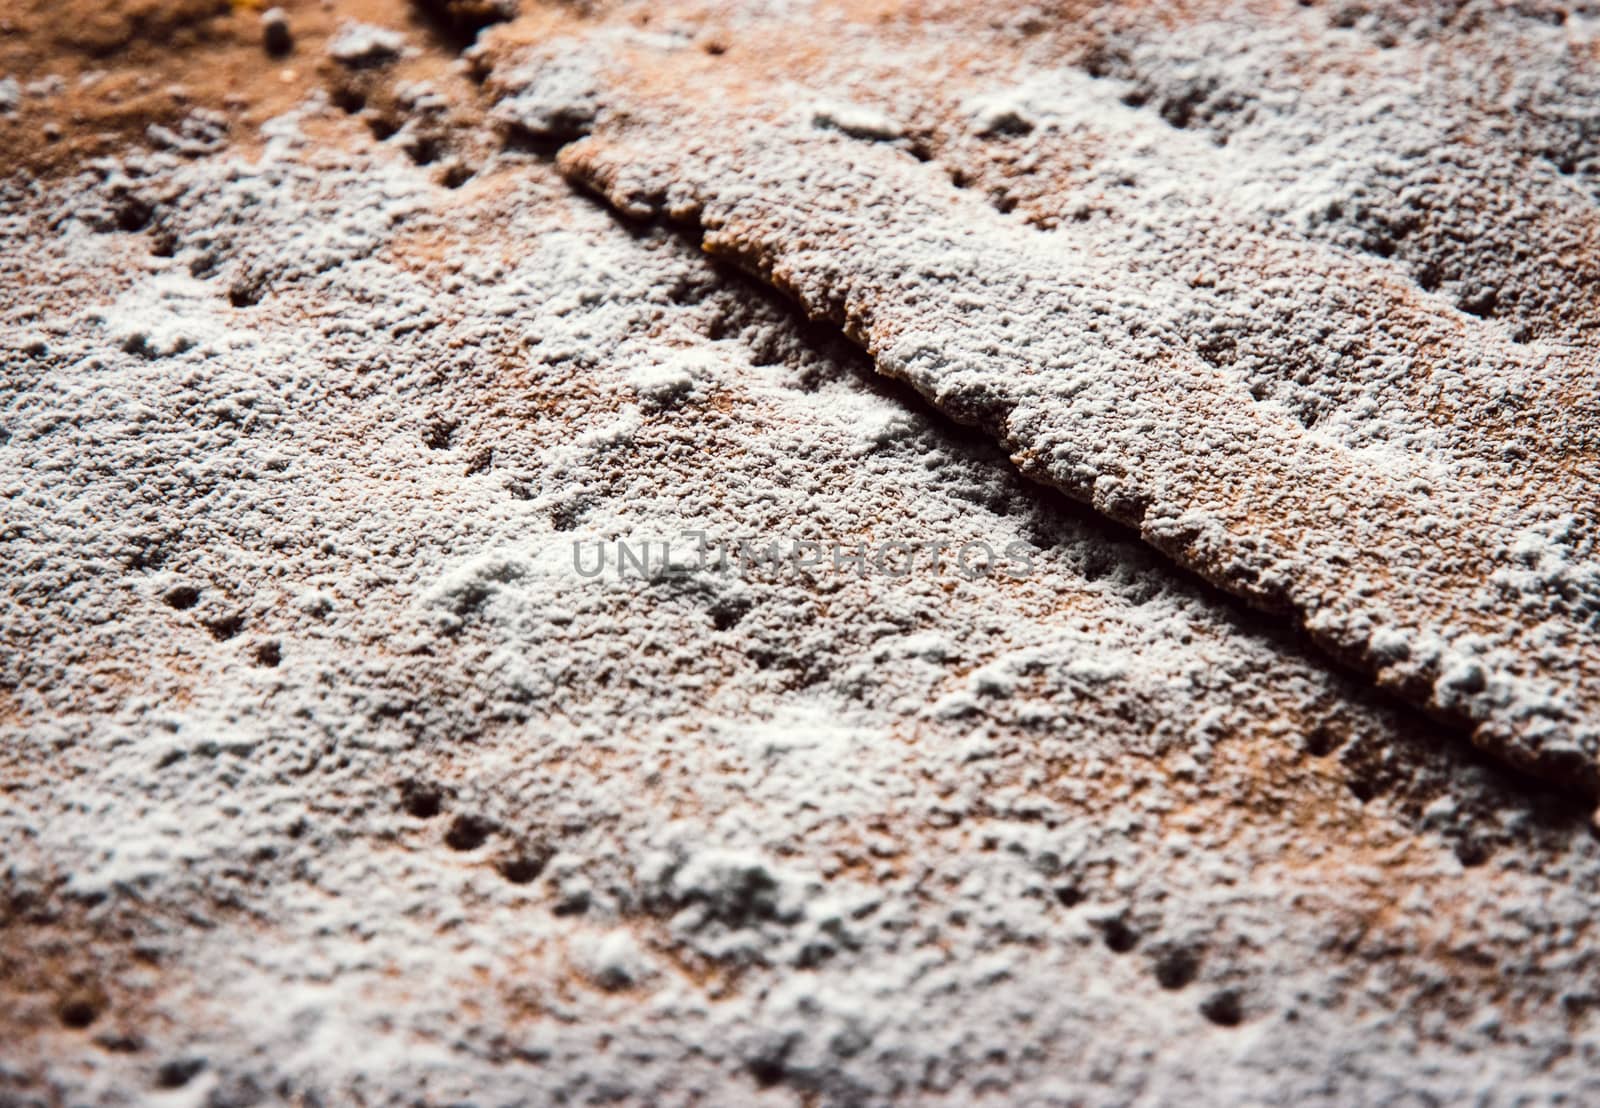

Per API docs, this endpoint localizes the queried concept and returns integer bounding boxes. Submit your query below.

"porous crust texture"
[3,2,1599,1105]
[479,0,1600,793]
